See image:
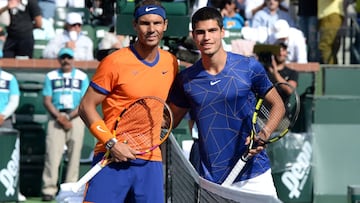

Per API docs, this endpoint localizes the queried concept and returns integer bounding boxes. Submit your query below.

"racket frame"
[71,96,173,192]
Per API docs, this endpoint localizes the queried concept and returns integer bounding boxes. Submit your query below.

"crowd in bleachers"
[193,0,353,65]
[0,0,118,61]
[0,0,356,65]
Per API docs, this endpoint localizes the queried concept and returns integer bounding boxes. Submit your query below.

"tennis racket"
[221,82,300,187]
[71,96,174,192]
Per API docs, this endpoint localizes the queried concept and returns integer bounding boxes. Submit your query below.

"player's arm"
[168,103,188,128]
[247,87,284,156]
[262,87,285,139]
[78,86,115,144]
[78,86,137,161]
[78,86,105,128]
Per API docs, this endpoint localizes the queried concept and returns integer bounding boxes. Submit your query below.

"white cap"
[66,12,83,25]
[273,19,290,39]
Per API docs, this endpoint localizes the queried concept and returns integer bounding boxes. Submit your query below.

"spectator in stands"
[251,0,295,29]
[266,41,298,90]
[0,0,42,58]
[220,0,245,30]
[297,0,319,62]
[41,48,89,202]
[169,7,284,198]
[244,0,289,26]
[42,12,94,60]
[85,0,115,26]
[38,0,56,19]
[235,0,246,19]
[318,0,349,64]
[267,19,308,63]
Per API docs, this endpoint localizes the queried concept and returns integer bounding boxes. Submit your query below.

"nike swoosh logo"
[145,7,158,12]
[210,80,221,86]
[162,71,168,74]
[132,70,138,75]
[96,125,107,133]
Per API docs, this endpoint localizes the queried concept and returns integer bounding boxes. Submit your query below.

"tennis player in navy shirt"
[169,7,284,198]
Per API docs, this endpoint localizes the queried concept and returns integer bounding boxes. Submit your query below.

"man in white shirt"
[267,19,308,63]
[245,0,289,25]
[42,12,94,60]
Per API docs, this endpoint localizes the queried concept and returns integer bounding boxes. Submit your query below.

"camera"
[253,44,281,69]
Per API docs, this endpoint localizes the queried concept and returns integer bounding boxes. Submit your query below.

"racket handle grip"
[221,156,247,187]
[71,162,103,193]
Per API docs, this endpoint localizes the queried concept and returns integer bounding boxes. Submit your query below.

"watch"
[105,138,118,150]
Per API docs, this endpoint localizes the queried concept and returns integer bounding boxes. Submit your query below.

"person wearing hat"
[267,19,308,63]
[43,12,94,60]
[41,48,89,201]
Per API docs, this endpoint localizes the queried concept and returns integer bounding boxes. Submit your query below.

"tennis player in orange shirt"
[78,0,178,202]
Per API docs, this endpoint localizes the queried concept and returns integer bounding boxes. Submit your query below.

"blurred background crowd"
[0,0,358,66]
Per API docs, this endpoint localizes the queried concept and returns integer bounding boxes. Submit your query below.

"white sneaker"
[18,192,27,202]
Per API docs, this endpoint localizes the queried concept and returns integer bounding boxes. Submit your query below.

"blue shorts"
[83,153,164,203]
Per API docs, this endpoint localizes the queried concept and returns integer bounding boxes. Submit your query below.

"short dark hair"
[191,7,223,31]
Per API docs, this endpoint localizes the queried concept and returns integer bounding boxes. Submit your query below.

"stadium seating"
[33,39,49,59]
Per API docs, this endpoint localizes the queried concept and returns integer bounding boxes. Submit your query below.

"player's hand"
[110,142,139,162]
[267,55,277,75]
[245,135,266,157]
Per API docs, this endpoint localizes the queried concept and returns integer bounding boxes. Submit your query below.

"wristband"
[89,120,114,144]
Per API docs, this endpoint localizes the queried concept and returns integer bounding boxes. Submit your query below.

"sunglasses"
[60,54,73,60]
[70,23,82,27]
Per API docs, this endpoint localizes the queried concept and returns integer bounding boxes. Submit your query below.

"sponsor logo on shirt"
[210,80,221,86]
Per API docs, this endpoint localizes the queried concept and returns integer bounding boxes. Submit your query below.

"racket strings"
[115,100,163,151]
[113,97,173,153]
[257,84,298,139]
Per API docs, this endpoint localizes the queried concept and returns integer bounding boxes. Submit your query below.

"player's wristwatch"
[105,138,118,150]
